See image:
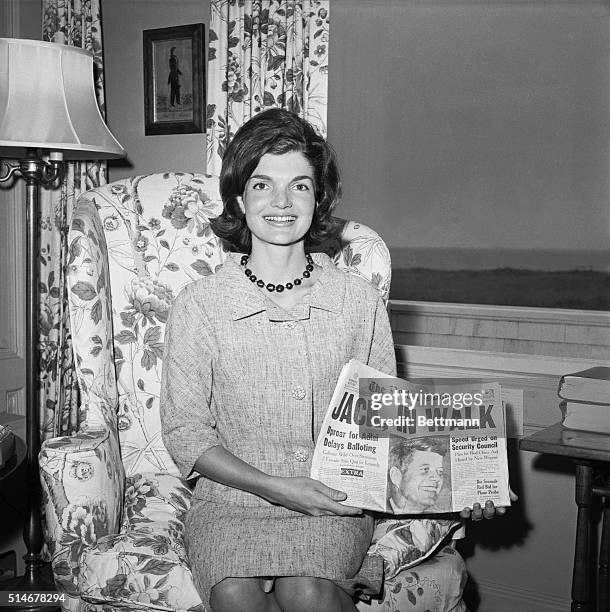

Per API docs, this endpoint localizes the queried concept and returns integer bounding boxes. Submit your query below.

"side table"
[0,437,60,611]
[520,422,610,612]
[0,435,26,483]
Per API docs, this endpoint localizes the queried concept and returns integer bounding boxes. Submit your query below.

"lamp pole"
[0,151,62,610]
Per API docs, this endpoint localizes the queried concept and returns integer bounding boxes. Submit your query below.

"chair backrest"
[68,172,391,477]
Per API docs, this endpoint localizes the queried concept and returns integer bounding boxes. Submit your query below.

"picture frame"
[143,23,205,135]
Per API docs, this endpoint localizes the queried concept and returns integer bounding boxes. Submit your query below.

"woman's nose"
[272,188,292,209]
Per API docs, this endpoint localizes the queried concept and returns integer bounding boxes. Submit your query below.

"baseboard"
[466,578,570,612]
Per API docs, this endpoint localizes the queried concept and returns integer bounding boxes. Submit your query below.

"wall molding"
[0,184,25,361]
[390,300,610,327]
[0,0,26,418]
[396,344,606,378]
[5,389,25,419]
[389,300,609,360]
[467,577,570,612]
[0,0,19,38]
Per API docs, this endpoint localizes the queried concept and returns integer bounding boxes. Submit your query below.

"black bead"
[249,275,257,282]
[302,271,310,278]
[294,278,301,285]
[285,283,293,290]
[245,268,252,277]
[276,285,285,293]
[266,283,276,292]
[240,255,248,265]
[257,280,265,288]
[305,264,314,272]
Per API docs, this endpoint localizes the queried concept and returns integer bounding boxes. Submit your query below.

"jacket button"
[291,385,306,400]
[283,321,296,329]
[293,450,309,462]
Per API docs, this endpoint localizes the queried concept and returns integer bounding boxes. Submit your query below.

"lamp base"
[0,560,60,612]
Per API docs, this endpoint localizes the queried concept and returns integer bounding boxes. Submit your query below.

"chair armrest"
[358,544,468,612]
[39,427,125,597]
[368,517,463,579]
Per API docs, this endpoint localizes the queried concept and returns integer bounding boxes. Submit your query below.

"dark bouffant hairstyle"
[210,108,342,253]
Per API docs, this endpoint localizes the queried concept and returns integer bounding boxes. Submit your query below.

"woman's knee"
[210,577,269,612]
[275,577,353,612]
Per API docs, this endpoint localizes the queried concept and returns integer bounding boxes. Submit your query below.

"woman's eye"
[293,183,310,192]
[251,182,268,190]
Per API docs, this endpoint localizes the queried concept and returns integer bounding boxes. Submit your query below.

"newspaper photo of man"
[387,437,451,513]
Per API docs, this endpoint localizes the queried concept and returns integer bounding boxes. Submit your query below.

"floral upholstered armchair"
[39,173,467,612]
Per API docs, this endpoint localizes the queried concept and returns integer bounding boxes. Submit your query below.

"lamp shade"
[0,37,125,160]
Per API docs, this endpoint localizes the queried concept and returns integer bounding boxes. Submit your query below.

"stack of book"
[558,366,610,434]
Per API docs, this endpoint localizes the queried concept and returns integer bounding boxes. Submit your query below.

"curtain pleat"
[206,0,330,175]
[40,0,108,440]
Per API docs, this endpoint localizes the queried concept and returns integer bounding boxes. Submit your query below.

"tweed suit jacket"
[160,252,397,507]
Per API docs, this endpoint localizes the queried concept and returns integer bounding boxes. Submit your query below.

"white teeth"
[264,216,295,221]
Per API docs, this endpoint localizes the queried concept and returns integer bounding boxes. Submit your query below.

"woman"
[161,108,394,612]
[160,109,506,612]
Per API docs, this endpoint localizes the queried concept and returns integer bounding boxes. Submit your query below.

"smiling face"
[237,151,316,250]
[390,449,444,512]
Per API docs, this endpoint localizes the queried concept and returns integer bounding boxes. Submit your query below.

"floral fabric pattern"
[332,221,392,304]
[206,0,330,174]
[78,474,202,611]
[369,518,463,579]
[40,172,465,611]
[40,428,124,606]
[74,174,224,478]
[40,0,108,442]
[357,545,468,612]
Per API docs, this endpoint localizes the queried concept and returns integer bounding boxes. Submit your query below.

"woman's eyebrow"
[247,174,314,182]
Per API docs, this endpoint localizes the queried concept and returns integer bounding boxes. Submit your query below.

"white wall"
[103,1,610,254]
[328,0,610,252]
[103,0,211,180]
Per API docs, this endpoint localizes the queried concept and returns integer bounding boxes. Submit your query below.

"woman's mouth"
[263,215,296,225]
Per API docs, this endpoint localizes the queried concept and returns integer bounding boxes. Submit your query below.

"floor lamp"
[0,38,125,603]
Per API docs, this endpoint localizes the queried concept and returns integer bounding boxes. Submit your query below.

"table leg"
[573,462,593,612]
[600,483,609,612]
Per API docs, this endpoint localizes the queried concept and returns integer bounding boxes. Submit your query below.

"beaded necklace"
[240,253,314,293]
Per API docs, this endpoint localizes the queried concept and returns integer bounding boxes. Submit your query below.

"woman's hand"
[459,488,518,521]
[192,447,361,516]
[263,476,363,517]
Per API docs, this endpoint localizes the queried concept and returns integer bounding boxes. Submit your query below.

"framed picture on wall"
[143,23,205,135]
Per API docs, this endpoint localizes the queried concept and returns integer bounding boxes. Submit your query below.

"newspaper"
[311,359,511,514]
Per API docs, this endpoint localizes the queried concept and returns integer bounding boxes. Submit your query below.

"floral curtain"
[40,0,108,440]
[206,0,330,175]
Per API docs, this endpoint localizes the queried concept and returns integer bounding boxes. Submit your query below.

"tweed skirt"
[185,501,383,608]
